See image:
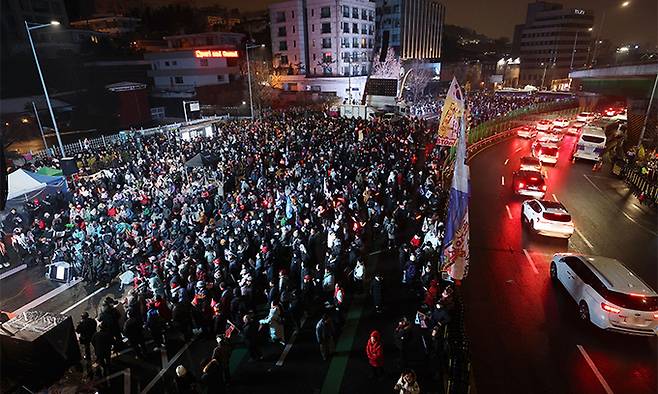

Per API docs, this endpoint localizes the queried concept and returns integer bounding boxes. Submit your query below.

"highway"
[464,125,657,393]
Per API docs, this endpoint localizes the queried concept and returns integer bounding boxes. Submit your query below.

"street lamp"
[25,20,65,157]
[570,27,594,70]
[245,43,265,120]
[591,1,632,66]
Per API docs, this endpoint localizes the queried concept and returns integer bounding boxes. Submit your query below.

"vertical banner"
[441,116,470,281]
[437,77,465,146]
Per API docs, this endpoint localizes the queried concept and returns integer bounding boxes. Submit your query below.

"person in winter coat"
[145,303,165,349]
[174,365,197,394]
[76,312,97,362]
[242,314,263,361]
[353,258,365,293]
[212,335,232,384]
[394,317,412,369]
[365,330,384,379]
[91,322,114,375]
[123,311,146,357]
[394,370,420,394]
[315,313,335,360]
[259,301,285,345]
[200,358,225,394]
[370,273,384,313]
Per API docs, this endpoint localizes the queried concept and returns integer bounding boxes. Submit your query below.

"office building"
[375,0,445,61]
[269,0,376,100]
[512,1,594,89]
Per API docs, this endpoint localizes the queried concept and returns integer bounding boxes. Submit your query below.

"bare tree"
[404,61,433,103]
[250,61,282,114]
[371,47,401,79]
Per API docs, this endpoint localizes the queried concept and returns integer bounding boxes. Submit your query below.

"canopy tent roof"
[184,153,204,168]
[37,166,63,177]
[7,169,47,200]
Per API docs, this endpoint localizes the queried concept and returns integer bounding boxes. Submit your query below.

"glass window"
[322,38,332,49]
[276,11,285,23]
[343,6,350,18]
[342,22,349,33]
[217,75,224,81]
[353,23,358,33]
[323,53,332,63]
[321,7,331,18]
[174,76,183,84]
[164,61,170,66]
[341,37,350,48]
[361,24,367,34]
[369,10,374,21]
[279,41,288,51]
[352,37,359,48]
[322,23,331,34]
[361,9,367,20]
[352,7,359,19]
[280,55,289,65]
[278,26,286,37]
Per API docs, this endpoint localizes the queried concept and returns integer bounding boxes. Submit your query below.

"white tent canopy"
[7,169,47,200]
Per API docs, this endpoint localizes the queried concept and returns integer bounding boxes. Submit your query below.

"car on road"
[536,130,563,145]
[550,254,658,336]
[566,120,586,135]
[512,169,547,198]
[576,112,596,123]
[533,142,559,165]
[536,119,553,131]
[521,199,574,238]
[553,118,569,128]
[519,156,542,172]
[572,127,606,162]
[517,125,536,139]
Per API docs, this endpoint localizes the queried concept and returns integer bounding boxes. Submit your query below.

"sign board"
[194,49,239,58]
[365,78,398,97]
[189,102,200,112]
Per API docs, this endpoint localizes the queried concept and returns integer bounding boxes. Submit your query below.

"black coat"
[370,278,383,306]
[76,317,97,345]
[91,329,113,358]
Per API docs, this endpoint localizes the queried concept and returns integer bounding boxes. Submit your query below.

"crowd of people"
[0,90,565,391]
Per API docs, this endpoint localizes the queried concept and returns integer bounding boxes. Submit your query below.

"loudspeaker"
[47,261,72,283]
[1,132,7,211]
[60,157,78,176]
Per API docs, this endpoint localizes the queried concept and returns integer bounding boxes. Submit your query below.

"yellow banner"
[437,77,465,146]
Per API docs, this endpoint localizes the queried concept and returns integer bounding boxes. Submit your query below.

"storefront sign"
[194,49,239,58]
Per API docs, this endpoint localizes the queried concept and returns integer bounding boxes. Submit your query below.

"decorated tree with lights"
[371,47,401,79]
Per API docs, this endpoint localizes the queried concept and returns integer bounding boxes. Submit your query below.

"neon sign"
[194,49,239,58]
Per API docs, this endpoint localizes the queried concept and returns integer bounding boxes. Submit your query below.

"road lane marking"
[160,347,168,368]
[60,286,106,314]
[515,147,523,153]
[583,174,657,236]
[505,205,513,220]
[12,278,83,315]
[141,337,196,394]
[501,176,505,186]
[0,264,27,281]
[522,249,539,274]
[577,345,614,394]
[504,158,509,165]
[276,315,307,366]
[552,194,559,202]
[574,228,594,250]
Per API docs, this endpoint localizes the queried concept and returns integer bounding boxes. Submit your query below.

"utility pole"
[31,101,50,156]
[638,74,658,147]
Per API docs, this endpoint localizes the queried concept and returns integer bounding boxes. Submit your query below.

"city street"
[465,124,657,394]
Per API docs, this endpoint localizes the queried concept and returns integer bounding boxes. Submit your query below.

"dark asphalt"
[464,127,657,394]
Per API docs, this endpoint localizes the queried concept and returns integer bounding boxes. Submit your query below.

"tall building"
[375,0,445,61]
[513,1,594,89]
[269,0,376,100]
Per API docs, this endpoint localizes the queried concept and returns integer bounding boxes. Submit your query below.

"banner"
[441,116,470,280]
[437,77,465,146]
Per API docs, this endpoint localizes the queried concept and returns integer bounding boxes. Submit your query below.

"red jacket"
[366,330,384,367]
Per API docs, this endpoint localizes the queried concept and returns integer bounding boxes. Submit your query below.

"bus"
[572,126,607,162]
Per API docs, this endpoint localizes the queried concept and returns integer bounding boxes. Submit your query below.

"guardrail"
[619,165,658,207]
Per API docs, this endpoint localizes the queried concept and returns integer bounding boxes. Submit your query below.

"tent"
[5,169,68,210]
[184,153,204,168]
[37,167,63,177]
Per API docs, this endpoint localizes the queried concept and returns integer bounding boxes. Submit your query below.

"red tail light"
[601,303,621,314]
[654,313,658,319]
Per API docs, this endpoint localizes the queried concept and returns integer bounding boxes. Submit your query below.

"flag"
[285,195,294,219]
[437,77,465,146]
[441,115,470,280]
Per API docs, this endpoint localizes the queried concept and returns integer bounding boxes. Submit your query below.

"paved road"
[464,126,657,394]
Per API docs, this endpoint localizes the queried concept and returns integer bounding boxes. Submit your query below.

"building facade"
[375,0,444,61]
[513,1,594,88]
[269,0,376,100]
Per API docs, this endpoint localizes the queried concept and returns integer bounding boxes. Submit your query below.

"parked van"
[572,127,606,162]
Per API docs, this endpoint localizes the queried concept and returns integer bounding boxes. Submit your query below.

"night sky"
[188,0,657,46]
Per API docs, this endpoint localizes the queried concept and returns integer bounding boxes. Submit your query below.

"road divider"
[577,345,614,394]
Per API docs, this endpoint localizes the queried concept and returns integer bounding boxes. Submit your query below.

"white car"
[533,142,559,165]
[519,156,542,172]
[553,118,569,128]
[550,254,658,336]
[566,120,585,135]
[517,125,536,139]
[536,120,553,131]
[576,112,596,123]
[522,199,574,238]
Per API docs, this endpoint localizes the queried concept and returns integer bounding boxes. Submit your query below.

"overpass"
[569,62,658,147]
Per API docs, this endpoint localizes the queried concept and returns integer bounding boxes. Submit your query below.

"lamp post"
[245,43,265,120]
[25,20,65,157]
[591,1,631,66]
[571,28,593,70]
[31,101,49,156]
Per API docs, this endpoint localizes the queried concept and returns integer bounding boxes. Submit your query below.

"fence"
[29,116,229,160]
[439,99,580,394]
[620,165,658,207]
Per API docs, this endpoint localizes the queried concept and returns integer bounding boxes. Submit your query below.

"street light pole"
[182,100,189,123]
[245,43,265,120]
[638,74,658,147]
[25,20,65,157]
[570,31,579,70]
[31,101,49,156]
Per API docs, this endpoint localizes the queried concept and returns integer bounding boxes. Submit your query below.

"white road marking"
[505,205,513,220]
[12,278,83,314]
[552,194,559,202]
[515,147,523,153]
[522,249,539,274]
[577,345,614,394]
[504,159,509,165]
[60,286,106,314]
[160,347,168,368]
[276,315,308,366]
[0,264,27,281]
[574,228,594,250]
[141,338,196,394]
[501,176,505,186]
[368,250,384,256]
[583,174,657,236]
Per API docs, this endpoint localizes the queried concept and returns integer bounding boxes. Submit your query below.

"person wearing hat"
[76,311,97,363]
[174,365,197,394]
